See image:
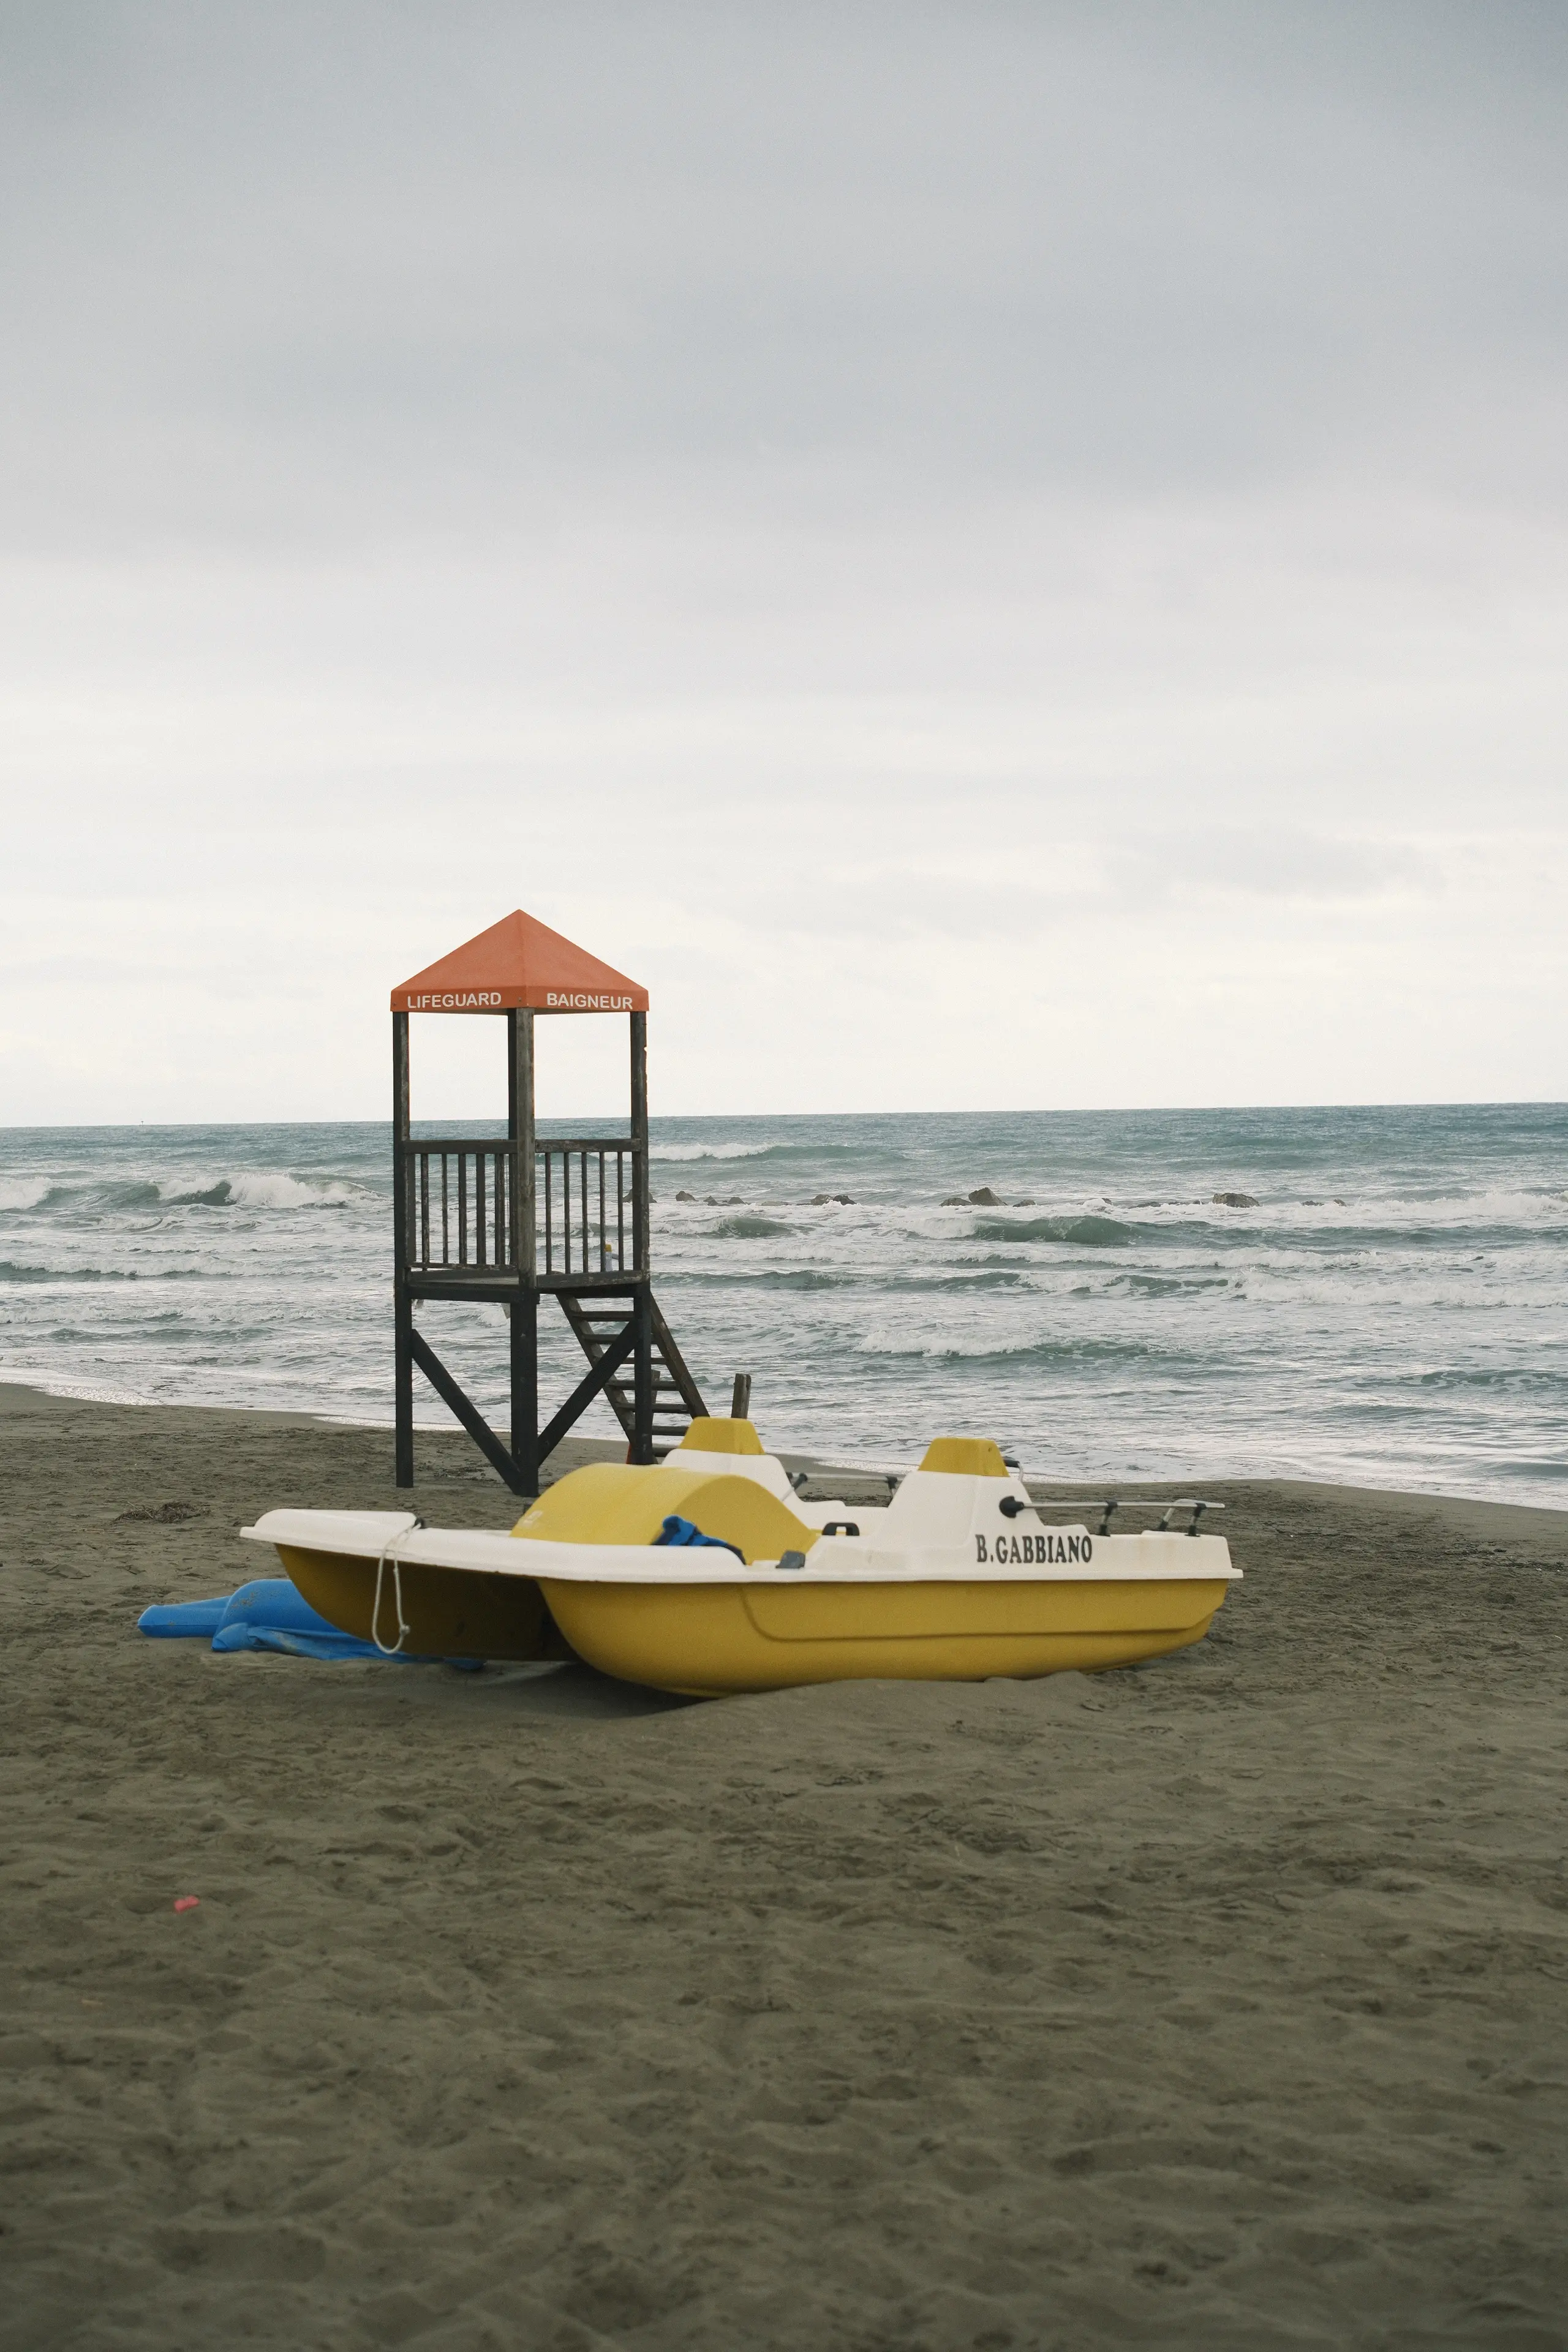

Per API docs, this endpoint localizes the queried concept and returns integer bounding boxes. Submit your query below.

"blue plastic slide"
[137,1577,478,1665]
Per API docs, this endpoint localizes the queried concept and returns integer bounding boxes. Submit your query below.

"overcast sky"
[2,1,1565,1122]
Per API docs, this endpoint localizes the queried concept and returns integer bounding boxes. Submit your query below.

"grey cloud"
[2,3,1567,554]
[1107,827,1438,905]
[2,4,1566,1119]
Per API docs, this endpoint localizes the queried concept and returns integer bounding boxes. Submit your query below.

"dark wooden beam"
[409,1327,531,1494]
[534,1316,639,1466]
[631,1285,655,1464]
[393,1010,413,1488]
[510,1288,539,1498]
[511,1008,536,1281]
[630,1011,649,1278]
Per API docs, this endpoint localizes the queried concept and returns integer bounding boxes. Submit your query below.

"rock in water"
[1213,1191,1259,1208]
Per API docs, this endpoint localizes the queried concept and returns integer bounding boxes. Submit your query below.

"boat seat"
[513,1461,816,1566]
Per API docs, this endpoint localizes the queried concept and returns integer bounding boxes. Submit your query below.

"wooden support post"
[630,1010,649,1278]
[510,1287,539,1495]
[628,1011,654,1460]
[392,1011,414,1488]
[507,1006,540,1491]
[394,1292,414,1487]
[509,1009,537,1280]
[631,1285,654,1463]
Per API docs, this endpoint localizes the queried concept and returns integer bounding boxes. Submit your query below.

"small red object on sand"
[173,1896,200,1913]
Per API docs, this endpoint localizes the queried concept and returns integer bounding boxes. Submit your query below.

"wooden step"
[554,1287,708,1447]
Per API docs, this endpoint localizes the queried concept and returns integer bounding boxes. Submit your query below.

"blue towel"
[211,1618,413,1662]
[651,1513,744,1562]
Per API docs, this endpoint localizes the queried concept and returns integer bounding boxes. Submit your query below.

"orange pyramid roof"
[391,910,648,1014]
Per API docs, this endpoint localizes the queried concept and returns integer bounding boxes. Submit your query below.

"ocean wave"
[998,1192,1568,1241]
[9,1179,168,1212]
[172,1172,358,1211]
[883,1270,1029,1292]
[663,1268,845,1291]
[39,1317,271,1348]
[651,1142,780,1162]
[1257,1219,1568,1253]
[661,1264,1030,1293]
[704,1214,799,1239]
[855,1329,1170,1366]
[668,1279,860,1298]
[0,1261,138,1284]
[1118,1272,1231,1296]
[3,1170,361,1215]
[1204,1192,1568,1237]
[652,1140,862,1164]
[0,1178,53,1212]
[971,1215,1135,1247]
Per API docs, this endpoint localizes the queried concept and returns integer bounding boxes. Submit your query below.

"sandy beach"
[2,1377,1564,2350]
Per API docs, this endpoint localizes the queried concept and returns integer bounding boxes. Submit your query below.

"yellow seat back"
[674,1417,765,1457]
[511,1463,813,1566]
[919,1437,1009,1477]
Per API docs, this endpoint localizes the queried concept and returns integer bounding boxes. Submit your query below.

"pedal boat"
[241,1421,1238,1697]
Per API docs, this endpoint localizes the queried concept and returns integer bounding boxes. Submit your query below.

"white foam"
[650,1142,778,1162]
[223,1171,359,1210]
[0,1363,153,1407]
[0,1177,51,1211]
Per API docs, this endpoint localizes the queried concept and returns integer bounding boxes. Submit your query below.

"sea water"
[1,1105,1564,1504]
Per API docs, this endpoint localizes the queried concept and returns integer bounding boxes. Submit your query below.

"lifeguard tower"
[390,910,708,1495]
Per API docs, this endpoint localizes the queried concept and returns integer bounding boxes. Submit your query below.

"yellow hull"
[274,1542,1226,1693]
[538,1573,1231,1697]
[275,1544,563,1663]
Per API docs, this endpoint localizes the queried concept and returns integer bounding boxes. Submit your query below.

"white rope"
[371,1520,422,1656]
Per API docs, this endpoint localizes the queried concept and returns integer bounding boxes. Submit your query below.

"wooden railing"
[401,1139,644,1278]
[404,1141,514,1272]
[537,1139,640,1277]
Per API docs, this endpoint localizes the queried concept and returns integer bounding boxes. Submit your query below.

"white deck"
[242,1507,1240,1588]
